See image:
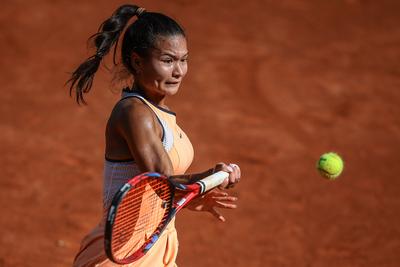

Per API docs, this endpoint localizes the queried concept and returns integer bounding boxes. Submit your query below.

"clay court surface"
[1,0,400,266]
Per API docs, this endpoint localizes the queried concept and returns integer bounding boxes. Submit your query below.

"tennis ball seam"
[316,152,344,180]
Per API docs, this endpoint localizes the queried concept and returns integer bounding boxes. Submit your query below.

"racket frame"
[104,172,175,264]
[104,171,228,264]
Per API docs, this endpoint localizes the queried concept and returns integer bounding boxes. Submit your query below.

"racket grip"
[196,171,229,194]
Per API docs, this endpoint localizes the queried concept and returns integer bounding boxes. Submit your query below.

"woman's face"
[135,35,188,97]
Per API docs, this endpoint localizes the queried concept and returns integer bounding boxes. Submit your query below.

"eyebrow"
[160,52,189,59]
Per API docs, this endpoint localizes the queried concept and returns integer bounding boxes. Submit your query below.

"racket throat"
[176,198,187,207]
[174,191,197,211]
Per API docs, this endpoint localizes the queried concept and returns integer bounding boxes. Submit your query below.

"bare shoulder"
[110,97,160,137]
[112,97,153,127]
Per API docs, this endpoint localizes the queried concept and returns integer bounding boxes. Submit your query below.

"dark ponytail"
[67,5,142,105]
[67,5,185,105]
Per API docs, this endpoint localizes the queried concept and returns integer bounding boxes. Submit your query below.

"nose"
[172,61,184,78]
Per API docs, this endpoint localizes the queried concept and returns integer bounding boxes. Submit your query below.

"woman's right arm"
[117,100,175,176]
[117,100,241,188]
[117,100,241,221]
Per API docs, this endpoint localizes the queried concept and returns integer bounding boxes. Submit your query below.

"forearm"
[169,168,214,184]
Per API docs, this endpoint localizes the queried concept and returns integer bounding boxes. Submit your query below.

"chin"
[162,85,180,96]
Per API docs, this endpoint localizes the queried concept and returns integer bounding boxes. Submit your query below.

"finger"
[229,163,241,181]
[229,163,240,172]
[215,201,237,209]
[233,166,240,181]
[210,207,225,222]
[218,162,234,174]
[228,172,237,185]
[226,167,235,184]
[236,165,241,178]
[211,196,238,202]
[227,165,234,173]
[214,162,227,173]
[208,190,228,197]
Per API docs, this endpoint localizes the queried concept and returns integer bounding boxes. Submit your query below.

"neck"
[131,83,167,107]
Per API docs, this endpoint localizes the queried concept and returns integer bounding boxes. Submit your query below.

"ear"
[131,52,143,73]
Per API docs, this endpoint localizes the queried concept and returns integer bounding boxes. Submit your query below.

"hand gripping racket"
[104,171,229,264]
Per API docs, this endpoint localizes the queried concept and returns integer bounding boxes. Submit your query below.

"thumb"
[210,208,226,222]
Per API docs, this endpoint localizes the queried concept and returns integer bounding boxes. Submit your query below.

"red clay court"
[1,1,399,266]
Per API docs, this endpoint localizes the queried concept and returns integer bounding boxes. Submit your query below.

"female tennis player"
[68,4,241,267]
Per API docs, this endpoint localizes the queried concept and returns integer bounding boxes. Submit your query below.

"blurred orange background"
[1,0,400,266]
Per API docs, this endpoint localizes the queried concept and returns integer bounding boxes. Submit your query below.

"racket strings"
[113,180,170,230]
[111,184,172,226]
[112,194,172,235]
[111,178,172,259]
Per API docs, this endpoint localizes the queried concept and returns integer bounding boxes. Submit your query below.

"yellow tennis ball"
[316,152,344,180]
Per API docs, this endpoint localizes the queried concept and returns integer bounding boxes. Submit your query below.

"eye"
[161,58,173,64]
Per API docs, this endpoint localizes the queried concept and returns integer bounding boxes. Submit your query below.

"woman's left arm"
[172,163,241,222]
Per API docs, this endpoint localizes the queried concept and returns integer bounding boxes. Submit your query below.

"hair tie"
[136,7,146,17]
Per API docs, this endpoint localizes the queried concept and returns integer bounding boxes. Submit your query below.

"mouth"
[165,81,180,85]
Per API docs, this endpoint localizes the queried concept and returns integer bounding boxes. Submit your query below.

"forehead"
[152,35,188,56]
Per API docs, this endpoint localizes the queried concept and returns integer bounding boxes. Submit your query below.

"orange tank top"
[121,90,194,174]
[120,91,194,266]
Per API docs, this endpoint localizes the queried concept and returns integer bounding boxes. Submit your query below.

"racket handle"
[196,171,229,194]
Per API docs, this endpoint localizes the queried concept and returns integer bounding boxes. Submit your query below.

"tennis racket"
[104,171,229,264]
